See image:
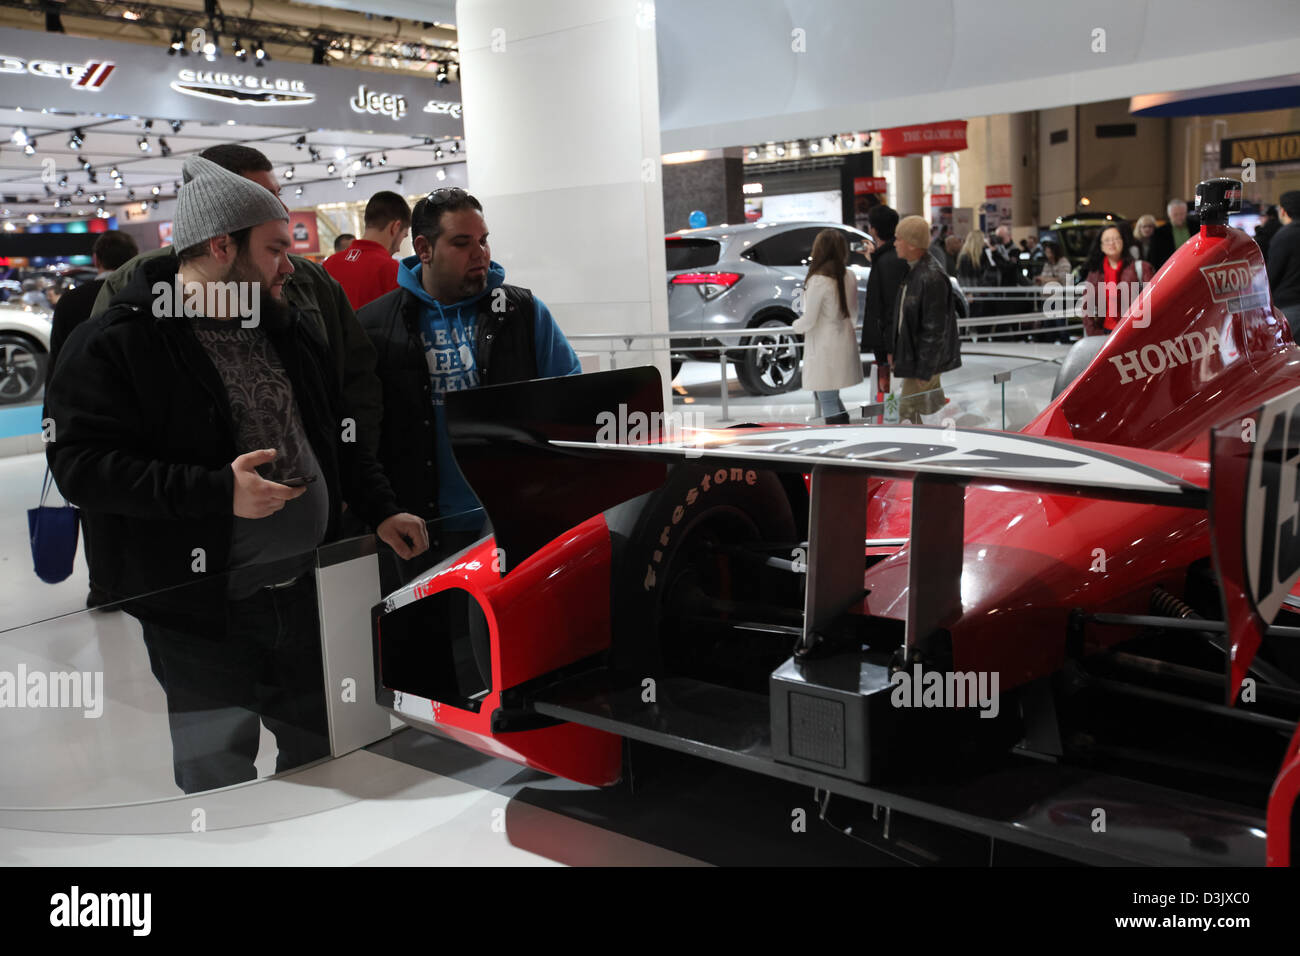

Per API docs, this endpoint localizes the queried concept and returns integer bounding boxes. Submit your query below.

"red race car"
[372,178,1300,866]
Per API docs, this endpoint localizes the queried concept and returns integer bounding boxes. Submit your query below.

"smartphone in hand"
[279,475,318,488]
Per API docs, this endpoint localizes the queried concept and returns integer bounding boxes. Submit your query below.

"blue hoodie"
[396,256,581,525]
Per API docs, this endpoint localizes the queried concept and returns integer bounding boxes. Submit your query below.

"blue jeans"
[814,390,846,419]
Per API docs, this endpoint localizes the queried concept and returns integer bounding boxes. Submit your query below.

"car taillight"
[671,272,742,301]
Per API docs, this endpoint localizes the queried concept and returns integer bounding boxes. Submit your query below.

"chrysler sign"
[171,68,315,106]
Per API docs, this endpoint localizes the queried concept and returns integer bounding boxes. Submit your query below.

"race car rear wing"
[447,367,1215,675]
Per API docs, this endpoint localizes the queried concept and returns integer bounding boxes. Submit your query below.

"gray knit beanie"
[172,154,288,252]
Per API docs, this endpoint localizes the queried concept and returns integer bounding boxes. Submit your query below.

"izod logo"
[1201,260,1255,303]
[350,83,407,120]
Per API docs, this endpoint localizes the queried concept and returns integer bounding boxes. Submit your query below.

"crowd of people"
[42,142,581,793]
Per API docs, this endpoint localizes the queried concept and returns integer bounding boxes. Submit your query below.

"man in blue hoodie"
[357,187,580,587]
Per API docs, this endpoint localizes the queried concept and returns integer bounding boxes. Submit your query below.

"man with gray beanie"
[90,144,384,462]
[46,154,429,794]
[889,215,961,424]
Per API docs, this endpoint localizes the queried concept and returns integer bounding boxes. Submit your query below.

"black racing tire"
[735,314,803,396]
[609,463,800,690]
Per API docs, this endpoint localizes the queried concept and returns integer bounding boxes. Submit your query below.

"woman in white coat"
[792,229,863,424]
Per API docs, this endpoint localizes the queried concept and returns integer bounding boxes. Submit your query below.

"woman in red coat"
[1079,221,1153,335]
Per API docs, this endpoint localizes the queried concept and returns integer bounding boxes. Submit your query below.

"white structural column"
[892,157,924,218]
[456,0,670,401]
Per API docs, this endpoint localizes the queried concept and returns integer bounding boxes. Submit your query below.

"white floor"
[0,348,1068,866]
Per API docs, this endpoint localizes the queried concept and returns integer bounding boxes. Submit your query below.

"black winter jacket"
[1267,222,1300,309]
[356,282,540,521]
[861,240,908,363]
[45,253,400,635]
[890,251,962,381]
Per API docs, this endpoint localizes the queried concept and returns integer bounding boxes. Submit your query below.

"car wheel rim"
[749,325,800,390]
[0,344,37,399]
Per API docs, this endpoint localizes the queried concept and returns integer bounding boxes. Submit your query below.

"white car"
[0,300,52,405]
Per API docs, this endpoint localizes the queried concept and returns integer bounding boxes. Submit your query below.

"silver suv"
[666,221,871,395]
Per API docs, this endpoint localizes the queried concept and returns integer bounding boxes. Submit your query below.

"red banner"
[288,210,320,254]
[930,193,953,206]
[985,184,1013,199]
[853,176,888,195]
[879,121,967,157]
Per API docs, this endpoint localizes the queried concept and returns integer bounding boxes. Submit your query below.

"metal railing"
[568,288,1082,421]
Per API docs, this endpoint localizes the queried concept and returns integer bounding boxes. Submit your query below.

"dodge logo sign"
[0,54,115,90]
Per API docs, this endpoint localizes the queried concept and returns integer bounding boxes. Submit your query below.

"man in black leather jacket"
[890,216,961,423]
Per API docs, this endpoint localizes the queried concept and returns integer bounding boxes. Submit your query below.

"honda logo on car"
[1109,326,1229,385]
[350,83,406,120]
[0,54,114,89]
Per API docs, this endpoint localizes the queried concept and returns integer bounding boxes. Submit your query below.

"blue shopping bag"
[28,467,79,584]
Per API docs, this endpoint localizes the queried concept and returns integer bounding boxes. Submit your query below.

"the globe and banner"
[878,121,967,157]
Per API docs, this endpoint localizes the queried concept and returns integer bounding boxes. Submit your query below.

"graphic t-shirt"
[190,315,330,593]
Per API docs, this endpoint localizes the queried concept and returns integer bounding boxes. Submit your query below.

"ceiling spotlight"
[433,146,443,160]
[138,136,151,152]
[448,142,459,154]
[295,186,303,197]
[10,127,28,147]
[142,119,153,131]
[43,184,53,197]
[746,147,758,160]
[326,161,336,174]
[27,213,38,223]
[308,147,320,162]
[203,32,219,59]
[74,186,84,197]
[159,137,171,157]
[284,166,294,180]
[435,167,447,181]
[150,199,159,210]
[87,170,98,184]
[138,201,148,212]
[67,128,84,149]
[435,62,448,85]
[334,147,347,160]
[775,144,786,157]
[96,207,106,217]
[294,135,306,149]
[169,30,185,55]
[79,155,90,170]
[423,137,434,146]
[23,140,36,155]
[110,166,120,178]
[57,176,67,188]
[151,185,160,195]
[233,37,247,60]
[127,189,136,200]
[346,178,355,189]
[350,159,361,171]
[808,140,820,153]
[311,41,326,65]
[171,119,184,133]
[377,153,387,165]
[395,171,403,186]
[254,42,268,65]
[363,156,373,169]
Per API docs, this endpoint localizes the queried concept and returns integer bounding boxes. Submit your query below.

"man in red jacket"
[323,191,411,309]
